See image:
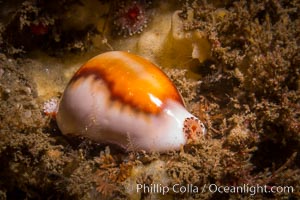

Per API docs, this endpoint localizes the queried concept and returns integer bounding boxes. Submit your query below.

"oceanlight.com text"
[136,183,294,196]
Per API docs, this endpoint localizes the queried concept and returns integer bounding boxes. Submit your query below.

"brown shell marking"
[69,51,184,114]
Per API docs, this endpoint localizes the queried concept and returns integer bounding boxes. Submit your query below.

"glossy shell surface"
[56,51,204,152]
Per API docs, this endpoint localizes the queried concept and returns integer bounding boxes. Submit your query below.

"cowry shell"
[56,51,205,152]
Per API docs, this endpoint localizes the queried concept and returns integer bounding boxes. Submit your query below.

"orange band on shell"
[69,51,184,114]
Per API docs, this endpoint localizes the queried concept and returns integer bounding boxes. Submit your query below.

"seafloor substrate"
[0,0,299,199]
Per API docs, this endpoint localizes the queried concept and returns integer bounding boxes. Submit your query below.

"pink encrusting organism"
[111,0,152,37]
[43,98,59,118]
[55,51,206,152]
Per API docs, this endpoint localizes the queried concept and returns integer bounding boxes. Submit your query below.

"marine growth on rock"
[111,0,153,37]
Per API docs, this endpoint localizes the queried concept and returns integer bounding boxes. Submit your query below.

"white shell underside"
[56,76,197,152]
